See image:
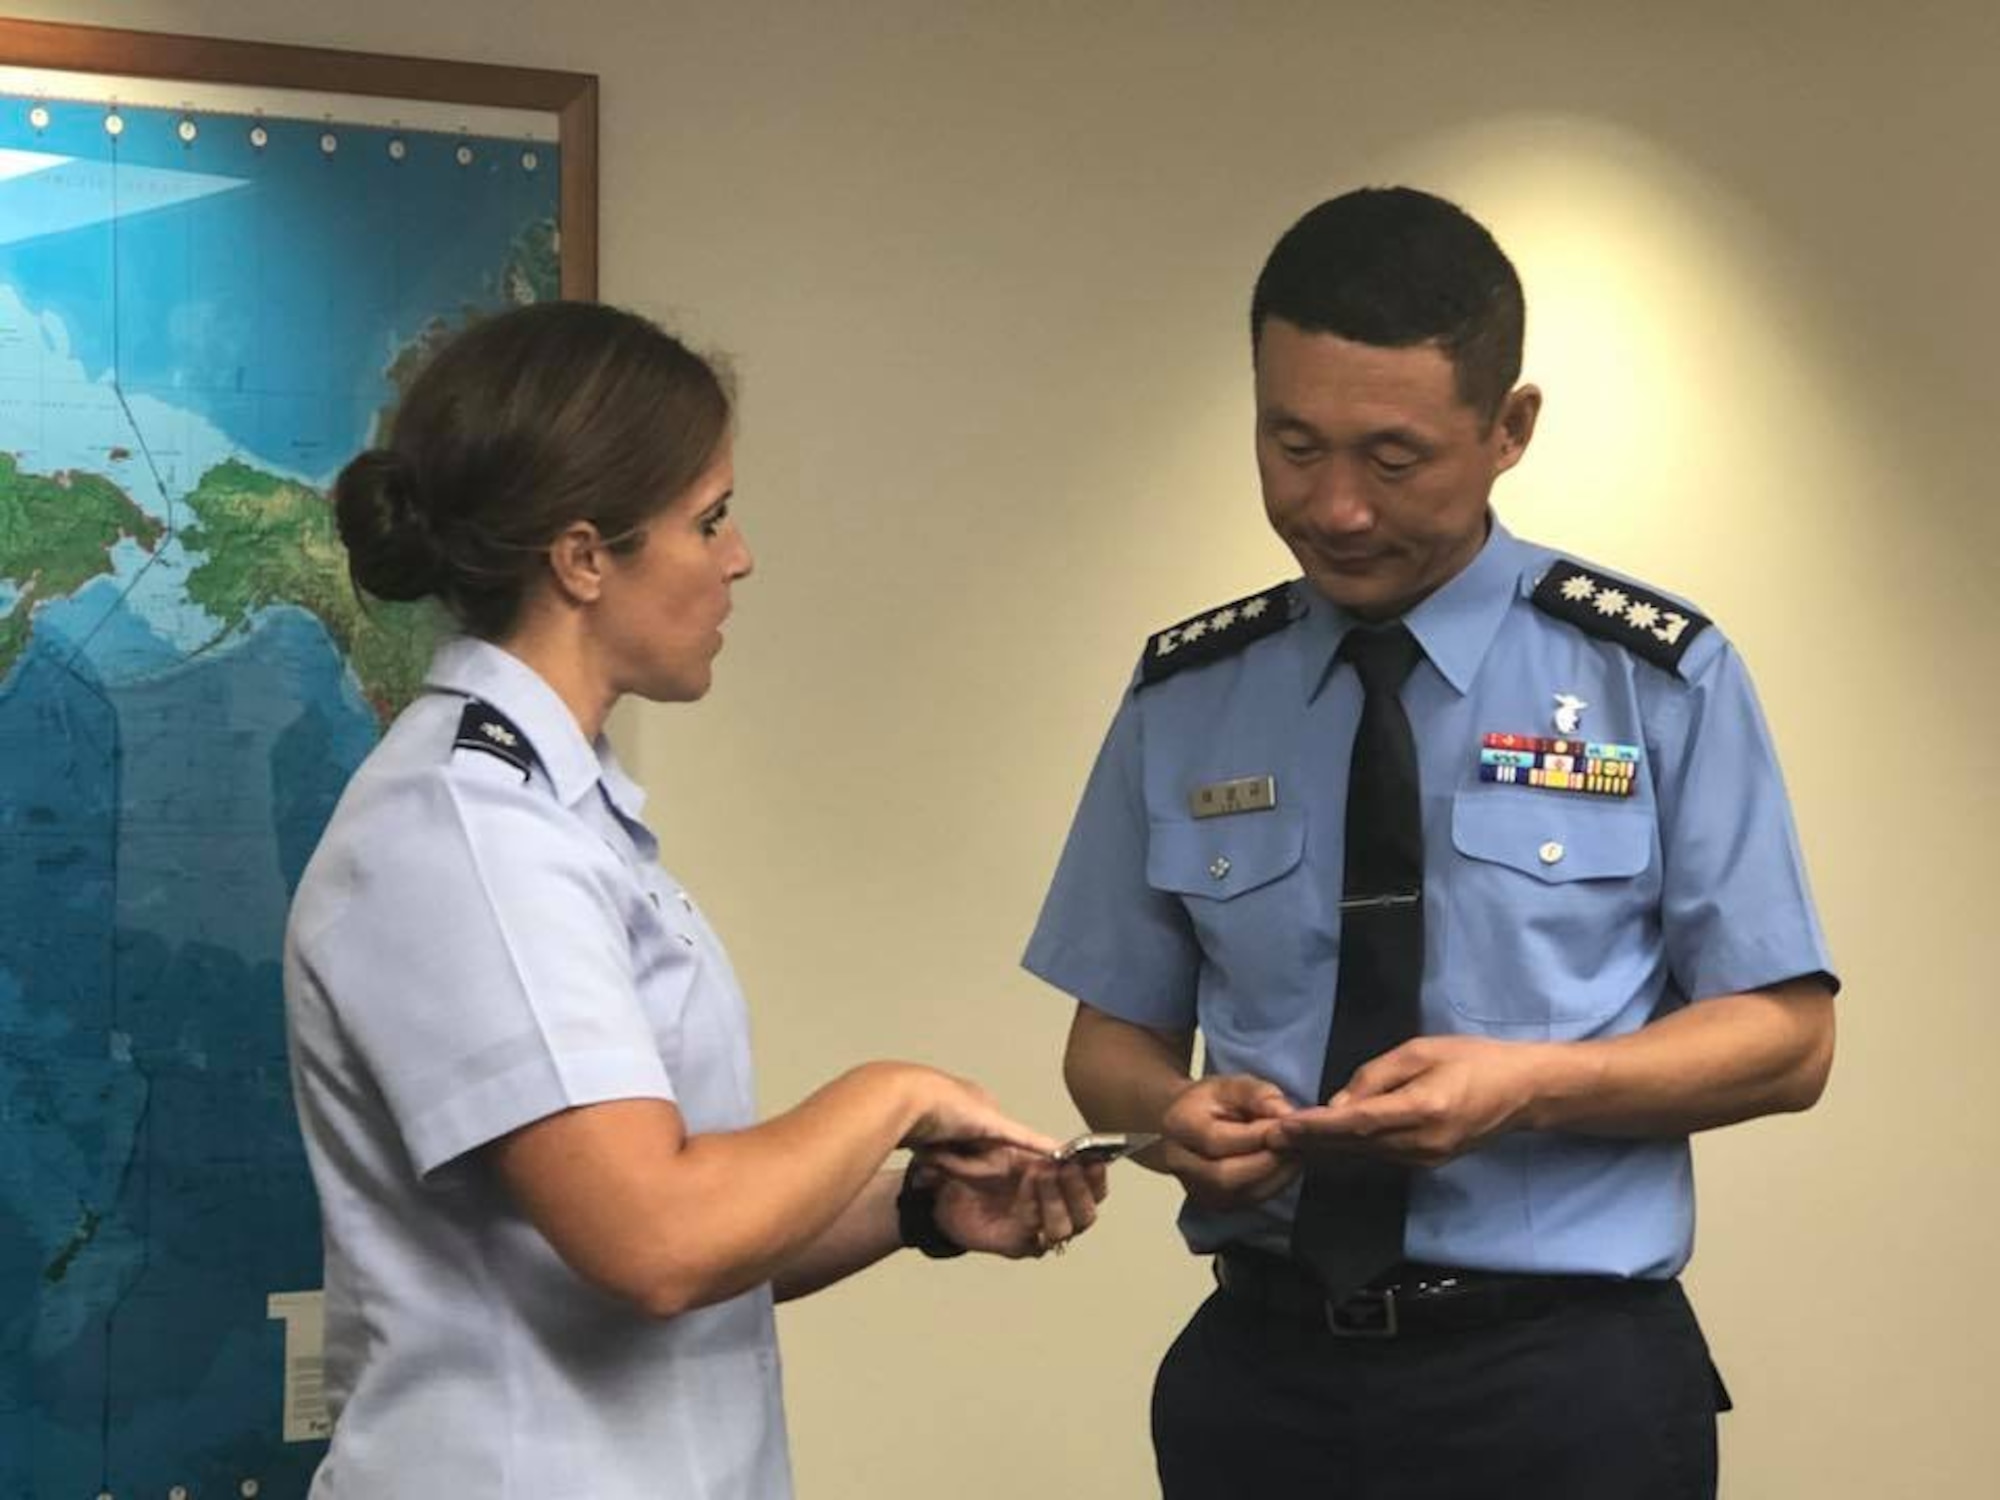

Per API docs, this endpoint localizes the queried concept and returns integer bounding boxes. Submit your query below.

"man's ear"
[1493,384,1542,474]
[545,521,609,605]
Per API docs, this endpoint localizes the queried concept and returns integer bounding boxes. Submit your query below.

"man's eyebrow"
[1257,411,1433,449]
[1365,427,1432,450]
[1258,408,1322,433]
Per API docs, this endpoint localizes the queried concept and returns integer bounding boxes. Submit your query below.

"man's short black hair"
[1251,186,1525,421]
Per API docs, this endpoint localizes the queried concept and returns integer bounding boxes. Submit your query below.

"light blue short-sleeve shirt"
[284,637,792,1499]
[1024,522,1835,1278]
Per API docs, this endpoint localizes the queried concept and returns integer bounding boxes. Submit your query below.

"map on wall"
[0,60,564,1499]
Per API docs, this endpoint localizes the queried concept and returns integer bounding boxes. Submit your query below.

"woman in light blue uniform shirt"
[283,302,1101,1499]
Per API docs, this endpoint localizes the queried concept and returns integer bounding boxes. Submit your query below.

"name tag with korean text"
[1189,775,1278,819]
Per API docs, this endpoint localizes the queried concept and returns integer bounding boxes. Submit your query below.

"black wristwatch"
[896,1160,967,1259]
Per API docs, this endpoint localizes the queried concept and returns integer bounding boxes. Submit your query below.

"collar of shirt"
[1297,517,1535,702]
[596,740,651,827]
[423,636,624,812]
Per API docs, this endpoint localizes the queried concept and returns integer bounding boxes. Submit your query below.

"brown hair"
[332,301,732,639]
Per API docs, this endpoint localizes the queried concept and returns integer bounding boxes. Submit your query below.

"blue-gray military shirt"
[285,637,792,1499]
[1024,521,1835,1278]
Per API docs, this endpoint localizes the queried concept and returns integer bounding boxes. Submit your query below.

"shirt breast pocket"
[1147,810,1311,1022]
[1443,793,1658,1031]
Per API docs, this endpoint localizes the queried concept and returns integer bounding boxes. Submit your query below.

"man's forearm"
[1525,978,1836,1137]
[1062,1004,1201,1176]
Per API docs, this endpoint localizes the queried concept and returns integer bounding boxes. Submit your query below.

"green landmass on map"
[179,459,442,721]
[181,221,549,709]
[0,453,166,680]
[504,216,560,306]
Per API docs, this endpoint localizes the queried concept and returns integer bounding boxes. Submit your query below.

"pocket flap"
[1147,810,1305,900]
[1451,793,1651,884]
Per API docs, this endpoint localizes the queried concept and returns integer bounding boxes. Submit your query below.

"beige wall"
[21,1,1997,1493]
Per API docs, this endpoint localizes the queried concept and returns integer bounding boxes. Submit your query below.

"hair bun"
[332,448,444,602]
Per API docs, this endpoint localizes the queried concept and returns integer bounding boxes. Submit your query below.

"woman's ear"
[545,521,610,605]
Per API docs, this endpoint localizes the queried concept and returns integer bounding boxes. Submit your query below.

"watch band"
[896,1160,967,1259]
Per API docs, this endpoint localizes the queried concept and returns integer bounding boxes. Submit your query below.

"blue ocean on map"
[1,87,559,1498]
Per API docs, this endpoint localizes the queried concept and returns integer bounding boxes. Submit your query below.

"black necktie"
[1291,623,1424,1300]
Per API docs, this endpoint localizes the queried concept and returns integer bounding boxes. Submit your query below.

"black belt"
[1213,1246,1654,1340]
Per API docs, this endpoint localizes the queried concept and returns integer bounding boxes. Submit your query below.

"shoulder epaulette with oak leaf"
[452,699,539,781]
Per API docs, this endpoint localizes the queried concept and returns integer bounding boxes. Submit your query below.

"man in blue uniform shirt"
[1023,187,1836,1499]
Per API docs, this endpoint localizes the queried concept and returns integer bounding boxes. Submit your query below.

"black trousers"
[1153,1279,1726,1500]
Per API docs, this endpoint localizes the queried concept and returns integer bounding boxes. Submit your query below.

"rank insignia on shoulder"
[1139,582,1298,687]
[453,699,539,782]
[1530,560,1712,673]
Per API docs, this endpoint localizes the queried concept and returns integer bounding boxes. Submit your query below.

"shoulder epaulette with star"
[1138,582,1298,687]
[453,699,539,782]
[1531,559,1712,673]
